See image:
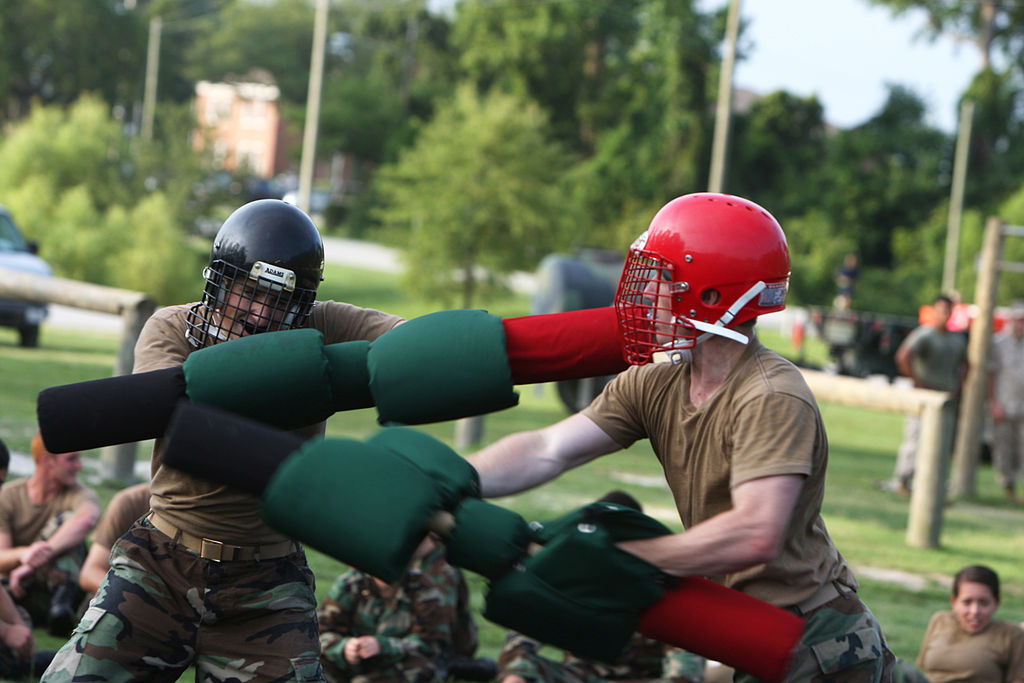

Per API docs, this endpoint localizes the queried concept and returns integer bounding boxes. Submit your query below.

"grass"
[3,265,1023,672]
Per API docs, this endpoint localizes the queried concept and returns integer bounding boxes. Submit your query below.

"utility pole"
[708,0,741,193]
[141,15,162,141]
[941,99,974,294]
[299,0,329,215]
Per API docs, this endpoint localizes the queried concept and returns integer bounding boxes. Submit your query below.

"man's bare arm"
[468,413,622,498]
[42,501,101,558]
[617,474,803,578]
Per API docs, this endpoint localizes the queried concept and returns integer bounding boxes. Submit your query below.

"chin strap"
[654,281,767,364]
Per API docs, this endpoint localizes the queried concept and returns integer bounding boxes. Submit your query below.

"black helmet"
[186,199,325,349]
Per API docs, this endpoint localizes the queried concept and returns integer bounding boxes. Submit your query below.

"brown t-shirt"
[92,483,151,548]
[0,478,100,547]
[917,611,1024,682]
[133,300,404,544]
[582,337,856,607]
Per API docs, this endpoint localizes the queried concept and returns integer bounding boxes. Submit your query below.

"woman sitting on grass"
[917,564,1024,683]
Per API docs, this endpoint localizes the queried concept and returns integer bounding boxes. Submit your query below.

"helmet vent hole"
[702,289,721,305]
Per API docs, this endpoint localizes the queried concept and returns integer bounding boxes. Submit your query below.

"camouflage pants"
[41,517,325,683]
[496,631,706,683]
[734,590,895,683]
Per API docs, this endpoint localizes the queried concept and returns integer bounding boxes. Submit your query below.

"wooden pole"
[906,400,953,548]
[708,0,741,193]
[950,217,1004,498]
[298,0,329,214]
[0,268,156,483]
[941,100,974,293]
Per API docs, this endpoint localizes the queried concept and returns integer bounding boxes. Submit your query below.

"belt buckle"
[201,537,241,562]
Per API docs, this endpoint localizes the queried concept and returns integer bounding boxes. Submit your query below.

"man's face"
[47,451,82,488]
[642,273,678,344]
[933,300,952,329]
[951,580,998,634]
[220,280,291,340]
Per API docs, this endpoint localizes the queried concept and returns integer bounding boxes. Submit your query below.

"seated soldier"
[318,533,454,683]
[413,540,496,682]
[0,433,99,638]
[79,482,151,597]
[496,491,707,683]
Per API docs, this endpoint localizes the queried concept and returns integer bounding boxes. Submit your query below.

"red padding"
[639,577,803,683]
[503,307,628,385]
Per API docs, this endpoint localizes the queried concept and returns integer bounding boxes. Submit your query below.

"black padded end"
[37,367,186,453]
[163,402,305,496]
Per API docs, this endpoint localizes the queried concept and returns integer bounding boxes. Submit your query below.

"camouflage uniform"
[414,545,477,655]
[496,630,706,683]
[318,566,453,683]
[739,591,892,683]
[43,517,323,682]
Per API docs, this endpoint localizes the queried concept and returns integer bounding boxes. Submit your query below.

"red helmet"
[614,193,790,364]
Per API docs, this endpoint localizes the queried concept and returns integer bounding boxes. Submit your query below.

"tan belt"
[147,512,297,562]
[793,580,853,615]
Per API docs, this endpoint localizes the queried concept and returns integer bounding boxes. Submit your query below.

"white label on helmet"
[249,261,297,292]
[758,282,787,307]
[630,230,649,251]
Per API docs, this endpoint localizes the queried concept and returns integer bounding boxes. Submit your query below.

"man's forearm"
[45,505,100,557]
[468,431,566,498]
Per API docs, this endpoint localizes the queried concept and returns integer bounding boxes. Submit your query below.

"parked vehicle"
[532,247,625,413]
[0,206,53,347]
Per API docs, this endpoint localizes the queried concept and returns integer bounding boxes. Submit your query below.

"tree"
[374,84,579,309]
[0,0,146,124]
[179,0,318,104]
[818,85,950,269]
[729,90,828,218]
[0,96,200,303]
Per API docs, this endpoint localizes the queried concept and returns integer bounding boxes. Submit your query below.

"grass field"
[2,263,1023,674]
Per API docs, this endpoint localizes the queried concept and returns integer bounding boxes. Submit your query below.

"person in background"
[495,490,706,683]
[987,302,1024,503]
[917,564,1024,683]
[317,533,453,683]
[78,482,150,597]
[883,294,967,496]
[412,543,496,681]
[0,433,99,638]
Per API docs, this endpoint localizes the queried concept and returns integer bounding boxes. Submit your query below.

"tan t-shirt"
[917,611,1024,683]
[0,478,100,547]
[582,337,856,607]
[92,483,151,548]
[134,300,404,544]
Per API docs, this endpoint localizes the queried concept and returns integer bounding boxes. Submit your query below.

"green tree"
[374,84,579,309]
[180,0,317,104]
[729,91,828,218]
[0,0,145,124]
[818,85,950,269]
[0,96,200,303]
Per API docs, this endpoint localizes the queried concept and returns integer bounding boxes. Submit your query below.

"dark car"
[0,206,52,347]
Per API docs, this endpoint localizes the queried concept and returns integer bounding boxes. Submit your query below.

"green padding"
[367,427,479,508]
[184,328,333,430]
[262,438,439,583]
[367,310,518,425]
[482,503,670,662]
[324,341,374,412]
[485,568,638,661]
[445,499,532,578]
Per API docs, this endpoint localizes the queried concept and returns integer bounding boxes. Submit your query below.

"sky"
[724,0,981,133]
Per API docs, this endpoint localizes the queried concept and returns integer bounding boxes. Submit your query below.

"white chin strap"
[653,281,767,364]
